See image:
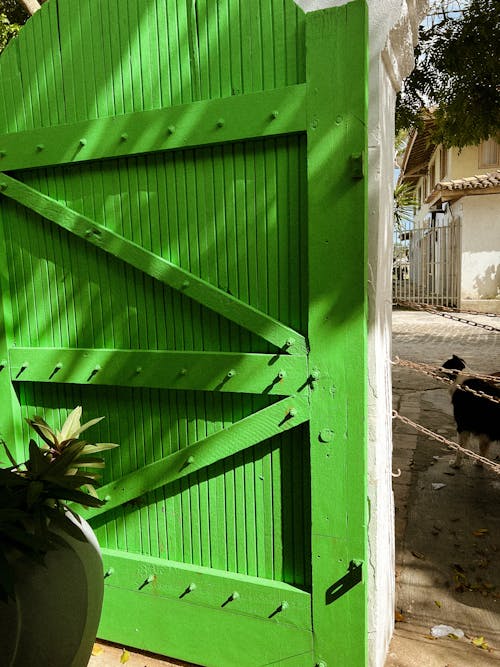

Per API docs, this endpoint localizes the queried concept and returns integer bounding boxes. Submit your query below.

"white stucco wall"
[454,194,500,301]
[295,2,427,666]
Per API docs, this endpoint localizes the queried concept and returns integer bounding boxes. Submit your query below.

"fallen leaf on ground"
[434,600,441,608]
[412,550,426,560]
[471,636,489,650]
[395,611,406,622]
[92,644,103,656]
[120,649,130,663]
[472,528,489,537]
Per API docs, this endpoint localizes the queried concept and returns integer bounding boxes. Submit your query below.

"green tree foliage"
[396,0,500,148]
[0,0,28,53]
[393,182,417,233]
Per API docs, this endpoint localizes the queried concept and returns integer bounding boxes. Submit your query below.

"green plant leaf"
[26,480,44,509]
[26,416,58,447]
[81,442,119,454]
[40,441,86,478]
[74,415,105,437]
[48,487,105,507]
[57,406,83,442]
[27,439,51,476]
[1,439,18,467]
[44,507,88,543]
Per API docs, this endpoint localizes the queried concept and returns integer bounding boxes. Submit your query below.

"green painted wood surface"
[101,548,312,629]
[0,173,306,354]
[306,3,368,666]
[0,0,368,664]
[97,549,314,665]
[8,347,308,395]
[100,578,313,666]
[0,85,307,172]
[78,394,309,520]
[0,206,22,454]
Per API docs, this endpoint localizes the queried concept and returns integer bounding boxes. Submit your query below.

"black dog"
[441,355,500,468]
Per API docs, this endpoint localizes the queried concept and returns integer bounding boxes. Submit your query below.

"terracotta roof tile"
[435,169,500,192]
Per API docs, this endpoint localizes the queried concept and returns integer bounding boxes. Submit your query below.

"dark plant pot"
[0,514,103,667]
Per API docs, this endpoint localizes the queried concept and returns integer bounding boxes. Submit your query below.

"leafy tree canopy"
[396,0,500,148]
[0,0,28,53]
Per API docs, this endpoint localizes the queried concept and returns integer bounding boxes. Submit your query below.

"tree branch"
[17,0,41,16]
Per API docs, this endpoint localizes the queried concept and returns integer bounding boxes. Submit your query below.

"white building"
[399,124,500,312]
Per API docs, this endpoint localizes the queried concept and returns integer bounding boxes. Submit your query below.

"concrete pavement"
[387,309,500,666]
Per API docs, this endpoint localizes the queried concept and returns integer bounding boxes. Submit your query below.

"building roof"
[426,169,500,205]
[399,114,436,183]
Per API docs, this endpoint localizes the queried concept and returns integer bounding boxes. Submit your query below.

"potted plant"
[0,407,117,667]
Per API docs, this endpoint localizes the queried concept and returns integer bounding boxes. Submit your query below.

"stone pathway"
[387,309,500,666]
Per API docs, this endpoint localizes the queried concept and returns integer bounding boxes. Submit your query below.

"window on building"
[479,138,499,168]
[440,148,448,180]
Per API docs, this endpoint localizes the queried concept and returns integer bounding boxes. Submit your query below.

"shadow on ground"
[389,310,500,665]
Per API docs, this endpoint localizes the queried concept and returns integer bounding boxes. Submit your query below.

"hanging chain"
[392,410,500,475]
[392,357,500,405]
[394,299,500,333]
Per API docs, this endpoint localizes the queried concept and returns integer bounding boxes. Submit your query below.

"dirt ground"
[388,308,500,666]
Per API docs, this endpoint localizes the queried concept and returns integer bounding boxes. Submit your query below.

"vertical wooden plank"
[0,201,22,454]
[306,2,368,665]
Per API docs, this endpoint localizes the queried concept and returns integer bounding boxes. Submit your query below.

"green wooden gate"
[0,0,368,664]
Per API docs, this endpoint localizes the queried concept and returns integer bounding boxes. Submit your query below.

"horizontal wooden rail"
[79,394,309,519]
[99,551,313,665]
[8,347,308,395]
[101,549,312,629]
[0,174,307,354]
[0,85,307,171]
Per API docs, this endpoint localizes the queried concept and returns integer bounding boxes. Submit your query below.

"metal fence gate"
[0,1,368,665]
[393,217,461,308]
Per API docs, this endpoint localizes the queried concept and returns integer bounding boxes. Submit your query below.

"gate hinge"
[350,152,365,179]
[325,559,363,605]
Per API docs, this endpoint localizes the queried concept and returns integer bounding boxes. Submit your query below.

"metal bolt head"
[319,428,334,443]
[216,118,225,128]
[187,582,196,592]
[186,455,195,465]
[284,337,295,348]
[120,133,129,141]
[79,138,87,147]
[279,600,289,611]
[36,144,44,152]
[271,110,279,119]
[229,591,240,601]
[0,182,7,191]
[167,125,176,135]
[310,368,321,381]
[288,408,297,418]
[277,370,287,380]
[227,369,236,378]
[0,151,6,158]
